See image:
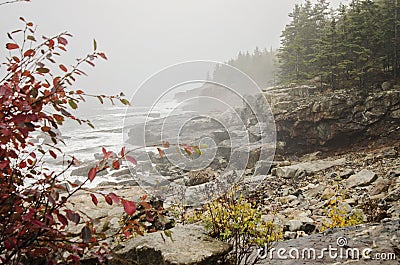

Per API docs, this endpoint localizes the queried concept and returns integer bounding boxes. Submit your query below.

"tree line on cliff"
[214,0,399,90]
[279,0,399,89]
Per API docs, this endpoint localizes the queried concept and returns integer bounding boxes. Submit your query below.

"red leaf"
[49,150,57,159]
[22,70,30,77]
[184,146,194,156]
[90,193,98,206]
[88,167,97,182]
[86,60,95,67]
[19,161,27,168]
[157,147,164,158]
[112,160,120,170]
[23,49,35,57]
[57,36,68,46]
[104,195,113,205]
[0,160,10,170]
[65,210,80,225]
[31,220,44,227]
[6,43,19,50]
[67,255,80,262]
[57,213,68,226]
[108,192,120,204]
[146,211,155,222]
[101,149,113,159]
[120,146,125,157]
[53,76,61,87]
[124,231,131,238]
[41,126,51,132]
[125,155,137,165]
[123,200,136,215]
[98,52,107,60]
[59,64,68,72]
[46,39,55,48]
[4,238,17,250]
[81,225,92,243]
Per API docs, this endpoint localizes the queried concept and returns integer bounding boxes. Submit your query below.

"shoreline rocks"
[109,225,232,265]
[71,84,400,264]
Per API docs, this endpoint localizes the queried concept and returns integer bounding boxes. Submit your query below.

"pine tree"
[278,4,307,81]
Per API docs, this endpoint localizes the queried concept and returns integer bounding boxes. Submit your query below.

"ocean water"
[33,102,181,187]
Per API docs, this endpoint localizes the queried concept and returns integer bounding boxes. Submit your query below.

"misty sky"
[0,0,345,110]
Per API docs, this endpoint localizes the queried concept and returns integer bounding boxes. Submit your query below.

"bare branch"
[0,0,30,6]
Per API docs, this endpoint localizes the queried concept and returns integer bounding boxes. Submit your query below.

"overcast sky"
[0,0,344,109]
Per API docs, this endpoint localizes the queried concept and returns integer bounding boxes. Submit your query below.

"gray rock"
[297,215,314,224]
[257,220,400,264]
[345,169,378,188]
[369,177,392,196]
[284,231,297,240]
[304,184,326,198]
[254,160,273,175]
[386,187,400,202]
[299,151,322,162]
[139,174,170,188]
[70,162,108,177]
[321,187,335,200]
[285,220,303,232]
[248,125,262,142]
[298,158,346,174]
[185,168,217,186]
[382,147,398,158]
[267,85,400,155]
[211,130,229,144]
[98,181,118,187]
[278,195,298,204]
[391,108,400,118]
[281,188,291,197]
[338,169,355,179]
[278,161,291,167]
[390,167,400,177]
[111,225,232,265]
[381,81,393,90]
[230,143,264,169]
[276,158,345,179]
[111,168,134,178]
[275,166,303,179]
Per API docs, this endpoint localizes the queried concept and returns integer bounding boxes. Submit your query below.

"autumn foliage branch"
[0,15,159,264]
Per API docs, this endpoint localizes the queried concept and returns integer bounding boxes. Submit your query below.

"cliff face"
[264,85,400,154]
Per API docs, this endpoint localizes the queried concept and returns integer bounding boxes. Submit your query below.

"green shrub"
[321,196,364,232]
[190,188,282,265]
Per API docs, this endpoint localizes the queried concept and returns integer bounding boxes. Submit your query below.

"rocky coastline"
[68,84,399,264]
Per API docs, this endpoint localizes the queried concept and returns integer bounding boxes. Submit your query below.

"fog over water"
[0,0,344,112]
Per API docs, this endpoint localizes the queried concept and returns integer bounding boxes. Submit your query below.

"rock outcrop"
[75,84,399,264]
[257,220,399,264]
[110,225,231,265]
[274,158,346,179]
[264,85,400,154]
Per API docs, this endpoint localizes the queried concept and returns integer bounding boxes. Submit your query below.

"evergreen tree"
[212,48,278,88]
[279,0,400,87]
